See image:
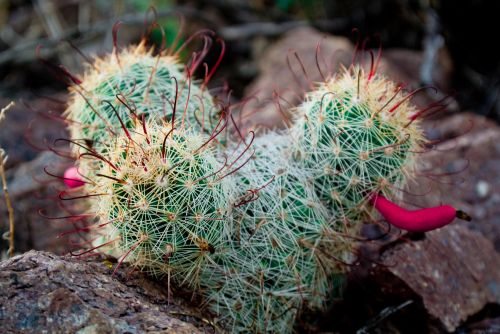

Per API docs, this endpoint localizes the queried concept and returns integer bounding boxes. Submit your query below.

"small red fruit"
[371,194,470,232]
[63,166,84,188]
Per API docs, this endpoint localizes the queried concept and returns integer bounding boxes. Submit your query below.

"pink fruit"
[371,194,470,232]
[63,167,84,188]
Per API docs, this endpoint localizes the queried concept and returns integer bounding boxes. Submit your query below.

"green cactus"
[200,131,353,332]
[65,42,217,160]
[291,68,423,220]
[87,119,233,284]
[62,39,426,333]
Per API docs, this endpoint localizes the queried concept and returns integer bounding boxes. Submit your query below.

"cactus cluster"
[62,37,431,333]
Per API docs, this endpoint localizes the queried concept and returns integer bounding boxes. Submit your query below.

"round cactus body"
[87,120,231,283]
[65,42,217,159]
[292,66,424,220]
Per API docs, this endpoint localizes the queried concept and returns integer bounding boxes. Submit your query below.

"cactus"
[87,119,232,283]
[198,66,426,331]
[291,66,424,221]
[200,131,353,332]
[58,35,466,333]
[65,41,217,161]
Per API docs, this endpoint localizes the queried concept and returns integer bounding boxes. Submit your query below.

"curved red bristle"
[142,6,159,41]
[174,29,214,57]
[45,166,86,188]
[388,86,438,113]
[315,39,327,82]
[204,38,226,87]
[112,21,122,68]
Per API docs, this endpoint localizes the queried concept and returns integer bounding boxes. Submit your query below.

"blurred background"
[1,1,500,333]
[1,0,499,117]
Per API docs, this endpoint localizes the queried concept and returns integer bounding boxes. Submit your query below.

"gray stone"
[0,250,211,333]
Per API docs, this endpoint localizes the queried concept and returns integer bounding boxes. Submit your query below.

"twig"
[356,300,414,334]
[0,102,15,257]
[219,18,349,40]
[0,4,349,67]
[0,6,210,66]
[168,310,223,333]
[34,0,66,40]
[420,7,444,86]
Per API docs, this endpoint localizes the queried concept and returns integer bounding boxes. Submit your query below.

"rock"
[377,47,456,109]
[3,150,66,198]
[461,316,500,334]
[379,47,453,92]
[0,97,67,169]
[381,224,500,332]
[475,180,490,199]
[0,250,210,333]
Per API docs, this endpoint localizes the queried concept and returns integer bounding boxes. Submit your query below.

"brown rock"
[381,224,500,332]
[378,48,455,109]
[0,97,67,169]
[0,250,210,333]
[379,47,453,92]
[4,150,66,198]
[462,316,500,334]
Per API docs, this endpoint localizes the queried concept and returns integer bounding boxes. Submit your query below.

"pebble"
[476,180,490,198]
